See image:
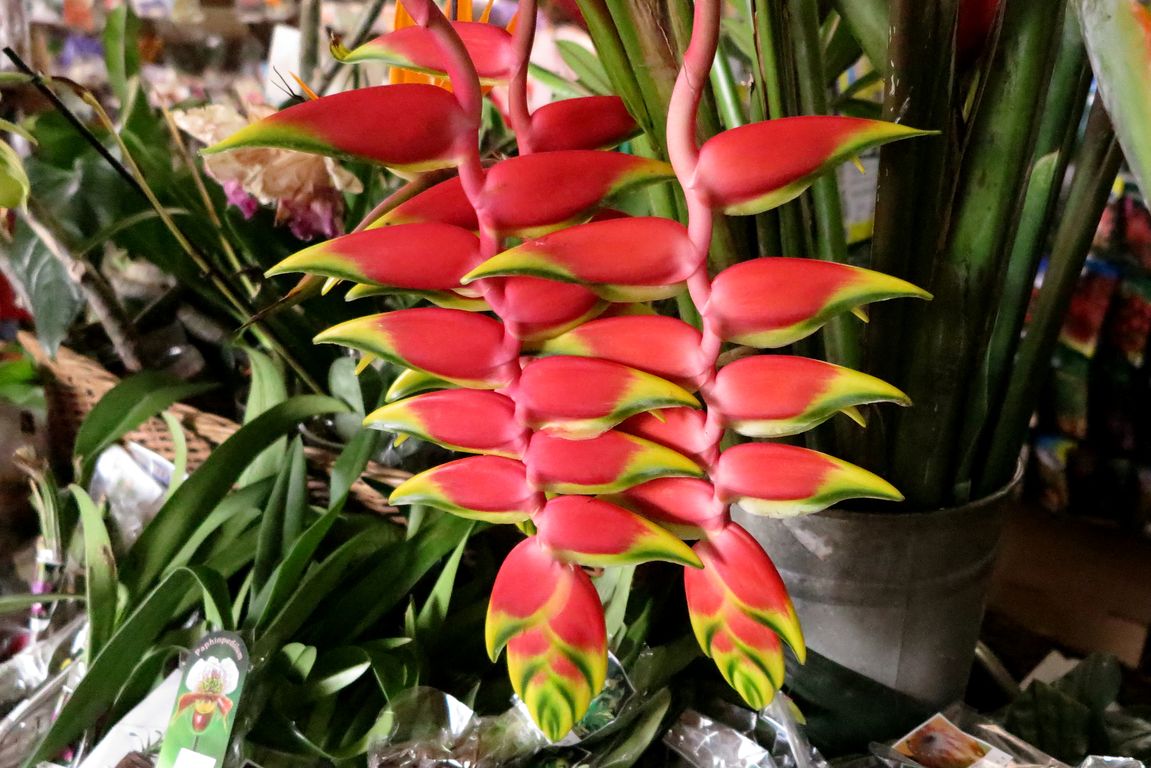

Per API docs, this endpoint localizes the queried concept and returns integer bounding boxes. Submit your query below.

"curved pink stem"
[508,0,539,154]
[666,0,721,181]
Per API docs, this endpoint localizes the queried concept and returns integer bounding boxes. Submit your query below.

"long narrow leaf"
[75,371,214,484]
[71,486,117,659]
[121,395,348,596]
[25,566,232,767]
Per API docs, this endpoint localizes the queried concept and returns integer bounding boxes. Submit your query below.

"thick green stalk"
[604,0,680,154]
[891,0,1063,506]
[790,0,860,371]
[710,42,746,130]
[861,0,958,460]
[979,101,1121,494]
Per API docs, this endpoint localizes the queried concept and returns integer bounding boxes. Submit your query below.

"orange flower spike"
[202,85,470,173]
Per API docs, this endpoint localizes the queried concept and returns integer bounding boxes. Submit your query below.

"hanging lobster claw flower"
[535,495,702,567]
[203,85,469,172]
[713,443,903,517]
[692,116,932,215]
[526,431,704,495]
[616,407,716,466]
[707,258,931,348]
[535,315,708,390]
[316,308,520,388]
[389,456,541,522]
[712,355,910,437]
[487,539,607,742]
[611,477,726,539]
[488,277,608,341]
[528,95,641,152]
[463,217,698,301]
[364,389,528,457]
[368,176,479,230]
[480,151,675,236]
[514,356,699,439]
[385,367,455,402]
[331,22,515,83]
[266,223,481,290]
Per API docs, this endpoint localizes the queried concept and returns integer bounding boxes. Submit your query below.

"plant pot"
[732,468,1023,708]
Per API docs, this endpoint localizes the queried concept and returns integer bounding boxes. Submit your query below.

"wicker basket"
[18,332,409,519]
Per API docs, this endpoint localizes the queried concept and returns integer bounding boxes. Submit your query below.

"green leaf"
[0,139,30,210]
[163,481,272,575]
[238,348,289,486]
[557,39,614,95]
[74,371,214,484]
[597,565,635,649]
[1,218,83,356]
[415,523,473,636]
[1005,681,1092,764]
[254,438,308,592]
[302,647,372,701]
[328,426,381,513]
[0,593,79,615]
[121,395,349,596]
[106,645,181,725]
[71,486,117,659]
[280,642,319,683]
[307,514,475,645]
[24,566,232,768]
[159,411,188,500]
[253,518,401,658]
[103,4,140,108]
[829,0,887,73]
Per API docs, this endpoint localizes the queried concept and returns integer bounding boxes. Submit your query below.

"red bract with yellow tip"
[315,308,519,388]
[240,0,932,735]
[535,495,702,567]
[692,116,932,215]
[202,85,469,172]
[707,258,931,348]
[465,217,699,301]
[514,356,699,439]
[389,456,541,522]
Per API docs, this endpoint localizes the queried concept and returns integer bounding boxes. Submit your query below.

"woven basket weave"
[18,332,409,519]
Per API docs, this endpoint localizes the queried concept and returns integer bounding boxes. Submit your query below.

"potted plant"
[549,0,1134,710]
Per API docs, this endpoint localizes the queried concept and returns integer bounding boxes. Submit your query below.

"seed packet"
[1104,274,1151,368]
[1059,259,1121,359]
[892,714,1013,768]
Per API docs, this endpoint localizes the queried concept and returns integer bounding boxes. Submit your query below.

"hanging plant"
[207,0,929,739]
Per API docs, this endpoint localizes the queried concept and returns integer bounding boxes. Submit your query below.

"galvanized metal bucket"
[733,470,1023,707]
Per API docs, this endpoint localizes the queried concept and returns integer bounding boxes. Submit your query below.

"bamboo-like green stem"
[979,100,1121,495]
[790,0,860,372]
[903,1,1063,502]
[859,0,958,480]
[298,0,321,84]
[574,0,653,138]
[710,43,745,131]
